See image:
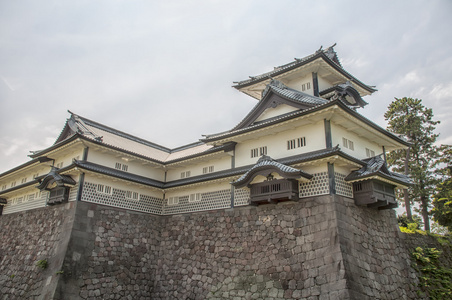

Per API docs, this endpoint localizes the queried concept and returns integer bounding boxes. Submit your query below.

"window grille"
[21,177,27,184]
[122,164,128,172]
[11,181,16,188]
[251,148,259,158]
[366,148,375,157]
[259,146,267,156]
[203,166,215,174]
[189,193,201,202]
[115,163,122,170]
[342,138,354,151]
[168,197,179,205]
[288,137,306,150]
[181,171,191,179]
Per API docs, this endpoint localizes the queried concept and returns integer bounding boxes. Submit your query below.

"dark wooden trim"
[82,147,89,161]
[328,162,336,194]
[76,173,85,202]
[312,72,319,97]
[324,119,332,149]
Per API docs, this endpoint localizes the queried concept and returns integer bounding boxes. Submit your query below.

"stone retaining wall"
[54,201,161,300]
[1,195,450,299]
[0,202,76,300]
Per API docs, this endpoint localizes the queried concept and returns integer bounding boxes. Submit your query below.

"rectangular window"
[168,197,179,205]
[97,184,105,193]
[251,148,259,158]
[125,191,132,199]
[288,137,306,150]
[21,177,27,184]
[11,181,16,188]
[132,192,139,200]
[298,137,306,147]
[202,166,215,174]
[181,171,191,179]
[115,163,122,170]
[366,148,375,158]
[189,193,201,202]
[56,162,64,168]
[105,186,112,194]
[122,164,128,172]
[301,82,311,91]
[33,173,39,179]
[2,185,6,190]
[97,184,112,195]
[259,146,267,156]
[342,138,354,151]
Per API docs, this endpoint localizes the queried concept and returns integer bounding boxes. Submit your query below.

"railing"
[249,179,298,204]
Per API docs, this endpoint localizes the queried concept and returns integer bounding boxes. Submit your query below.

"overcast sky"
[1,0,451,173]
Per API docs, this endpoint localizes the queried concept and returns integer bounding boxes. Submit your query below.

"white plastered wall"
[255,104,299,123]
[331,123,382,159]
[165,155,232,182]
[87,149,165,181]
[234,120,326,167]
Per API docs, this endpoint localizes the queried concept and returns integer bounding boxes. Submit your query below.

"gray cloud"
[1,0,451,172]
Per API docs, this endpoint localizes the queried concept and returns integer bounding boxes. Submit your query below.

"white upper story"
[0,45,411,214]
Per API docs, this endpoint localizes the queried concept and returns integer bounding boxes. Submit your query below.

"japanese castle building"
[0,45,411,217]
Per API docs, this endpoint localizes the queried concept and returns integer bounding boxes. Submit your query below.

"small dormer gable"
[232,80,328,131]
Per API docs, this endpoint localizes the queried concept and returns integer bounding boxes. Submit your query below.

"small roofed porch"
[232,155,312,205]
[345,155,412,210]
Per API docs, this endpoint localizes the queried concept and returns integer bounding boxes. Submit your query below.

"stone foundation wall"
[1,195,450,299]
[334,195,422,299]
[153,195,348,299]
[0,202,76,300]
[54,201,161,300]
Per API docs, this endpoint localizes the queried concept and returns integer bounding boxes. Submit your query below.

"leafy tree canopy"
[385,97,440,231]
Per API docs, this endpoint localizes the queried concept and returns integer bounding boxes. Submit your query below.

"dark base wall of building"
[0,196,441,299]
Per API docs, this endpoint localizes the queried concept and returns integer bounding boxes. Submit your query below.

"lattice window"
[299,172,330,198]
[181,171,191,179]
[342,138,354,151]
[251,148,258,158]
[302,82,311,91]
[288,137,306,150]
[335,172,353,198]
[366,148,375,158]
[96,184,112,195]
[260,146,267,156]
[203,166,214,174]
[189,193,201,202]
[81,182,163,214]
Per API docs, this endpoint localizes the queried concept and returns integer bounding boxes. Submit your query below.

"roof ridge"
[69,111,172,153]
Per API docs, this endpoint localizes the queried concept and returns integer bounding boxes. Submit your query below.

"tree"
[385,97,440,231]
[432,145,452,232]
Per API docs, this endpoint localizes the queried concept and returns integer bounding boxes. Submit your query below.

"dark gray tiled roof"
[263,80,328,106]
[233,155,312,188]
[233,45,376,94]
[74,160,165,188]
[36,167,76,190]
[345,155,412,186]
